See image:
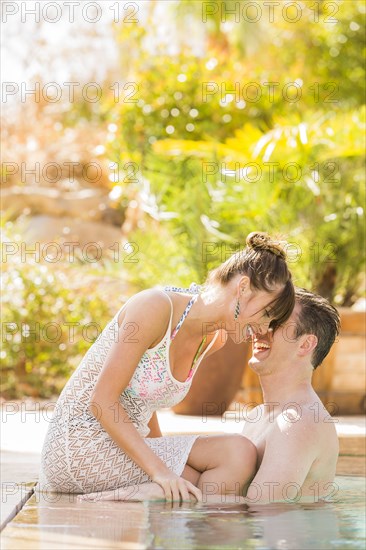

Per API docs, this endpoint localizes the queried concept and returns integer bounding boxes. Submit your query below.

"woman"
[39,232,294,502]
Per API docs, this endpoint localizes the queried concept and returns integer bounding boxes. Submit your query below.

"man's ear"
[297,334,318,357]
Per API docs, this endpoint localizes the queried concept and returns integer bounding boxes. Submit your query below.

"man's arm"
[245,411,319,504]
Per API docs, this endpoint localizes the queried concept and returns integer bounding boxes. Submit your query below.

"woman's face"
[229,276,282,341]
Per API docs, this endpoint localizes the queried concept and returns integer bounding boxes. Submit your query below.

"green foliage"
[1,223,117,399]
[154,107,365,303]
[104,0,365,304]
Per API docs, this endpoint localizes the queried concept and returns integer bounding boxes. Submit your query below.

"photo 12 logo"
[1,240,139,264]
[1,2,140,24]
[201,81,339,105]
[1,81,139,104]
[201,2,340,24]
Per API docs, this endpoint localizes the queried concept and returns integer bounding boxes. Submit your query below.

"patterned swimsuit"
[39,283,218,493]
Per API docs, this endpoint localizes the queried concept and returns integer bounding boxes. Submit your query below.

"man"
[241,287,341,504]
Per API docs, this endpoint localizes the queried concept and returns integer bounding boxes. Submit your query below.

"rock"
[1,186,115,222]
[22,215,124,258]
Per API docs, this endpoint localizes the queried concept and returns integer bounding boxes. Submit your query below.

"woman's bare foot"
[78,482,166,502]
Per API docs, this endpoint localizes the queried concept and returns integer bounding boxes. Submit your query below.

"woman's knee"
[188,433,257,475]
[222,434,257,475]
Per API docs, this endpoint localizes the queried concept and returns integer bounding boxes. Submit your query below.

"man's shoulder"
[271,398,338,449]
[281,399,338,428]
[244,403,266,422]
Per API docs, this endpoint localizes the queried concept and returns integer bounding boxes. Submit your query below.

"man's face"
[248,304,302,374]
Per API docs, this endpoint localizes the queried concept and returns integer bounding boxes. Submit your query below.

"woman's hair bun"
[246,231,286,259]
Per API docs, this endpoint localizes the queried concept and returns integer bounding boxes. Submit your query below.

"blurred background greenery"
[1,0,365,398]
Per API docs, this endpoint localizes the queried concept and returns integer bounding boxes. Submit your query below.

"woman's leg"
[184,434,257,498]
[79,434,257,502]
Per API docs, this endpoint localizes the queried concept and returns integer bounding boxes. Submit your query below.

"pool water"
[18,475,364,550]
[142,476,365,549]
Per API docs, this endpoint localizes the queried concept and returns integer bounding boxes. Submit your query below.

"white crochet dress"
[39,284,217,493]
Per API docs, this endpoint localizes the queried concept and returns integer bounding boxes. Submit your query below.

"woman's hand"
[77,477,202,503]
[152,471,202,503]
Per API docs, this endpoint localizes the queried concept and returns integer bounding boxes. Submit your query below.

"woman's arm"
[89,289,201,502]
[147,412,163,438]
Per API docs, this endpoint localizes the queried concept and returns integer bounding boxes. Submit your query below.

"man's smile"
[251,330,273,360]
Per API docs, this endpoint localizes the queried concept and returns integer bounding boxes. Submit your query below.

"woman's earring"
[234,299,240,320]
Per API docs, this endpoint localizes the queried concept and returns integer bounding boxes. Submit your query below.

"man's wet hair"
[294,287,341,369]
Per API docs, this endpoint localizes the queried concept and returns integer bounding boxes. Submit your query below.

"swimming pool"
[4,475,364,549]
[142,476,365,549]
